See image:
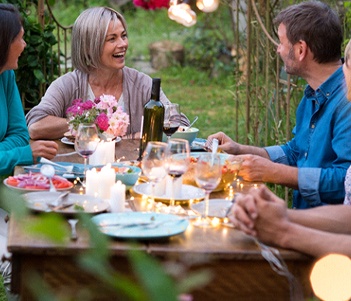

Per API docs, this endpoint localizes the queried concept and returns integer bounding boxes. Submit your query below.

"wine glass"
[141,141,168,210]
[163,104,181,142]
[165,138,190,210]
[74,123,100,183]
[193,153,222,228]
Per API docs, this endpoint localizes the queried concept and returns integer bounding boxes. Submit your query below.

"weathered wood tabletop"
[8,139,315,300]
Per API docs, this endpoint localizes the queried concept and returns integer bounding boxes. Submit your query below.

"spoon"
[185,116,198,131]
[40,157,74,173]
[40,164,56,192]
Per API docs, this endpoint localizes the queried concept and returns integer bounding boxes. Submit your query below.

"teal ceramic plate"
[23,162,86,179]
[91,212,189,240]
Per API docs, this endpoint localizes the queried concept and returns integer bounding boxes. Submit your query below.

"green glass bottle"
[138,78,165,160]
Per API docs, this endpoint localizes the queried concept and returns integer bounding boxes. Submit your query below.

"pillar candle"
[97,164,116,199]
[165,175,183,198]
[85,168,99,197]
[89,140,115,165]
[110,180,126,212]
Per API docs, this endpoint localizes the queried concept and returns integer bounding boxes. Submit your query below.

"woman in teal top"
[0,4,58,176]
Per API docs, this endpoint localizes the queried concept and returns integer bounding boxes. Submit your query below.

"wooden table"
[8,139,315,300]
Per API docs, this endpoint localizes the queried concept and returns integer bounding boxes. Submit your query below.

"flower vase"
[89,139,115,166]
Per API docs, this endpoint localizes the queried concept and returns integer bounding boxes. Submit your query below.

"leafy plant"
[0,0,59,113]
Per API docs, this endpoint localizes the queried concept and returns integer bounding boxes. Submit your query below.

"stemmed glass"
[193,153,222,228]
[141,142,168,210]
[74,123,100,183]
[163,104,181,142]
[165,138,190,210]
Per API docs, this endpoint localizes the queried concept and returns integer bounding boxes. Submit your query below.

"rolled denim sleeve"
[264,145,289,165]
[298,167,321,206]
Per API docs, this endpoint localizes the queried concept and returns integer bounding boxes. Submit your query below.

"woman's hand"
[31,140,58,163]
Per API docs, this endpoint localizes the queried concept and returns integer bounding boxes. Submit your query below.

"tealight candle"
[110,180,126,212]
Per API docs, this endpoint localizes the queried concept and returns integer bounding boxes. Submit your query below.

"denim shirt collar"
[304,66,344,105]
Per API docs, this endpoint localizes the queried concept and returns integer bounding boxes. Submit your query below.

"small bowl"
[112,163,141,186]
[162,127,199,145]
[216,155,243,191]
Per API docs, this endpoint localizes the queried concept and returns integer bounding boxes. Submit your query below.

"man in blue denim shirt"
[207,1,351,209]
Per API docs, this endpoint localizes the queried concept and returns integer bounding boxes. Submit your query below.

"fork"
[68,219,78,241]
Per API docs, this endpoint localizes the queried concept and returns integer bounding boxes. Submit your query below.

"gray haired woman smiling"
[26,6,189,140]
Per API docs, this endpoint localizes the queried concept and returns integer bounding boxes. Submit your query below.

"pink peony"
[95,113,109,131]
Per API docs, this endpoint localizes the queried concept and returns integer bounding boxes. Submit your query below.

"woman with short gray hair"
[26,6,189,140]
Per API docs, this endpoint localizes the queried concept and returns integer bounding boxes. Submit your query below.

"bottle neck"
[151,78,161,101]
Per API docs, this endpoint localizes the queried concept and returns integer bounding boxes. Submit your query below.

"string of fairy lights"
[168,0,219,26]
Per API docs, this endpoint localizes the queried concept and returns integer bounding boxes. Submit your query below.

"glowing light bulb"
[310,254,351,301]
[168,3,197,27]
[196,0,219,13]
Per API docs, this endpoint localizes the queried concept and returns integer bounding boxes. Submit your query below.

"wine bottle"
[138,78,165,160]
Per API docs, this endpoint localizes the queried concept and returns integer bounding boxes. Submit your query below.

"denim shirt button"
[305,152,308,157]
[311,124,315,128]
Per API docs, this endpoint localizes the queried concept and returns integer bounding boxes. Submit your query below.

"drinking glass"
[141,141,168,209]
[193,153,222,228]
[165,138,190,209]
[163,103,181,142]
[74,123,100,182]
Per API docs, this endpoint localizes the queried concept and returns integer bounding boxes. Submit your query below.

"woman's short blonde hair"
[71,7,127,74]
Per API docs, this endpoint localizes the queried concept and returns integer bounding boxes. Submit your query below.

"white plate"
[61,136,122,146]
[91,212,189,240]
[191,199,233,218]
[132,183,205,202]
[24,191,109,215]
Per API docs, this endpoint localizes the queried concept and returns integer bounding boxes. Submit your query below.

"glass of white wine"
[193,153,222,227]
[141,141,168,210]
[165,138,190,210]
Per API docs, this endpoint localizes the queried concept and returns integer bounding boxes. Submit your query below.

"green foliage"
[0,0,59,111]
[18,3,59,111]
[183,7,234,78]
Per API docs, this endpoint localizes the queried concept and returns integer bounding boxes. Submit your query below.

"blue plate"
[23,162,87,179]
[91,212,189,240]
[191,137,207,151]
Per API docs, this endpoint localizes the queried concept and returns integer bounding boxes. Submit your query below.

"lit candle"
[110,180,126,212]
[86,168,99,196]
[97,164,116,199]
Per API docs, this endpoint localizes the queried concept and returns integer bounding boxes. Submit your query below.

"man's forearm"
[263,164,299,189]
[238,144,270,159]
[281,222,351,257]
[288,205,351,234]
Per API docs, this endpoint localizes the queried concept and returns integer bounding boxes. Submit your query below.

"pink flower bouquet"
[66,94,130,138]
